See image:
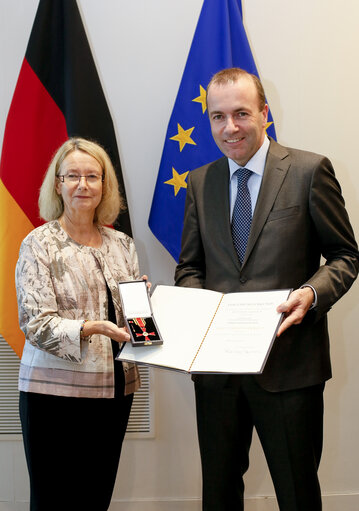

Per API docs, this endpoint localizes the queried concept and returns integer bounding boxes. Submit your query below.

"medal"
[134,317,156,345]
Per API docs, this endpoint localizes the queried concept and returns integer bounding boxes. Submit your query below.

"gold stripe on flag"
[0,179,33,357]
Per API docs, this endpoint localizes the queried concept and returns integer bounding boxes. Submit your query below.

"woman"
[16,138,145,511]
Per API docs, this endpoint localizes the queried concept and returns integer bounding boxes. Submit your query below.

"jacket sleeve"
[15,235,85,363]
[304,156,359,317]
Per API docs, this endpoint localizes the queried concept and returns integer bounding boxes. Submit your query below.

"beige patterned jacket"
[16,220,140,397]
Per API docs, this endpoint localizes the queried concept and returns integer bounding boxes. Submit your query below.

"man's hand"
[276,287,314,336]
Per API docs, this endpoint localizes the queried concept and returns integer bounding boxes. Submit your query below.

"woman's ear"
[55,179,62,195]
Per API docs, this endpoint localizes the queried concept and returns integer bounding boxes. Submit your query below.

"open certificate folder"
[117,286,291,374]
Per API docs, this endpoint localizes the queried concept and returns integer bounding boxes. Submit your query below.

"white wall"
[1,1,358,509]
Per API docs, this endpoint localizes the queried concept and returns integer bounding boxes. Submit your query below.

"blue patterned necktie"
[231,168,253,263]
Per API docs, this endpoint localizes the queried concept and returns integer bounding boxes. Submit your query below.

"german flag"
[0,0,131,357]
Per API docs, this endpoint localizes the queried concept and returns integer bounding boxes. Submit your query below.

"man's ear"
[262,104,269,126]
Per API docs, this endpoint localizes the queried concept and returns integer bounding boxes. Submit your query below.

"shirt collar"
[228,136,270,178]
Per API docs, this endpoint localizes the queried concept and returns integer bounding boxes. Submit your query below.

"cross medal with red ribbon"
[134,318,155,344]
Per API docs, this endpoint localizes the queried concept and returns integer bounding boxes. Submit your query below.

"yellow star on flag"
[170,123,196,152]
[192,85,207,113]
[164,167,189,196]
[265,121,273,134]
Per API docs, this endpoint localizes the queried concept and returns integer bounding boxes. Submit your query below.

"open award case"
[118,280,163,347]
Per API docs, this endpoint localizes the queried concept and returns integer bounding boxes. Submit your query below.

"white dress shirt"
[228,136,270,219]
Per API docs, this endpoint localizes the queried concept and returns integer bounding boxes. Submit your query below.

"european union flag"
[148,0,276,261]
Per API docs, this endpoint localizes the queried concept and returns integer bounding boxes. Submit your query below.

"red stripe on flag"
[0,58,68,227]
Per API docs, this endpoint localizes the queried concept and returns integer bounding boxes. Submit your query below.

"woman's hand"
[81,276,152,343]
[81,320,130,343]
[141,274,152,289]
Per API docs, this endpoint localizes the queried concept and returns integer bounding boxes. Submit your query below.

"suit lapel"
[206,157,240,265]
[207,157,231,232]
[243,140,290,265]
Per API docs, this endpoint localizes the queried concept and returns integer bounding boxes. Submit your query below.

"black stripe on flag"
[26,0,132,235]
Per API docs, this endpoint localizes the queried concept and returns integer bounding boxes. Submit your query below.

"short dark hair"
[207,68,266,111]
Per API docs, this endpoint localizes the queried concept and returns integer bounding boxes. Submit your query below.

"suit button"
[240,277,247,284]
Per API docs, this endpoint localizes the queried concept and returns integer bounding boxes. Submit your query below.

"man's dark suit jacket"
[175,138,359,392]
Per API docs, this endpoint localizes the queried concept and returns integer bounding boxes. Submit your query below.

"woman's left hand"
[141,274,151,289]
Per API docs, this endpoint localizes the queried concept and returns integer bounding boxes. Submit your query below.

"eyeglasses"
[57,173,104,184]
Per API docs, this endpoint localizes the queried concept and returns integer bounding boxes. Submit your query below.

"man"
[175,68,359,510]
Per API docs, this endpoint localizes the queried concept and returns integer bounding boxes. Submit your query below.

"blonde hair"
[39,138,125,225]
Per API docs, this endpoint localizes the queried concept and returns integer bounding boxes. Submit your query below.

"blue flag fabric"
[148,0,276,261]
